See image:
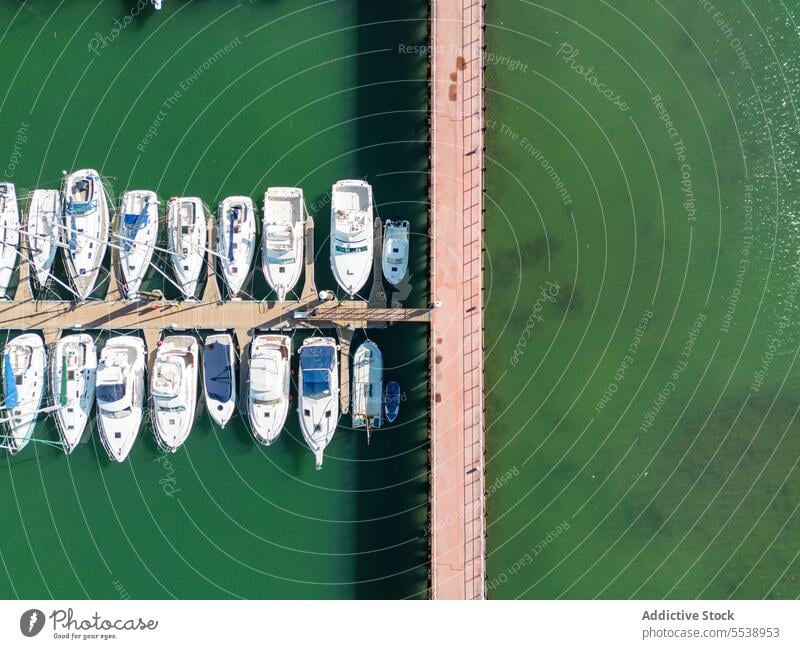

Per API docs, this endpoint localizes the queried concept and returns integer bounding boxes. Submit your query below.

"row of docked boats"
[0,331,400,470]
[0,175,410,301]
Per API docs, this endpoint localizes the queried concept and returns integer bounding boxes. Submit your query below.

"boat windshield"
[302,369,330,398]
[102,406,132,419]
[97,383,126,403]
[158,405,186,413]
[335,244,368,254]
[204,343,232,402]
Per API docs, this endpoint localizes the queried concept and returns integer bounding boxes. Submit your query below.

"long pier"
[430,0,485,599]
[6,210,429,379]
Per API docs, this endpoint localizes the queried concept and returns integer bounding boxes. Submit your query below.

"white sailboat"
[382,220,410,286]
[248,334,291,445]
[217,196,256,298]
[117,190,159,299]
[1,333,46,454]
[261,188,304,302]
[297,336,339,469]
[0,183,20,299]
[330,179,373,296]
[151,335,198,452]
[351,340,383,440]
[26,189,61,287]
[168,197,207,300]
[62,169,109,300]
[52,334,97,453]
[203,333,236,428]
[96,335,146,462]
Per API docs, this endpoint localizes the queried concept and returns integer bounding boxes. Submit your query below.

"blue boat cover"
[300,345,334,370]
[204,342,232,402]
[122,199,149,252]
[67,199,96,215]
[66,201,81,252]
[384,380,400,421]
[300,345,334,397]
[227,207,239,262]
[3,354,18,409]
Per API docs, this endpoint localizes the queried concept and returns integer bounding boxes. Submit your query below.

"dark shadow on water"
[351,1,431,600]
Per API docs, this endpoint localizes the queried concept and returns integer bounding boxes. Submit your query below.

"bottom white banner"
[0,600,796,648]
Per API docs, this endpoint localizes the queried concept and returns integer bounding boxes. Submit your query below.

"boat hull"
[27,189,61,287]
[351,340,383,430]
[330,180,373,296]
[96,336,146,462]
[298,337,339,469]
[62,169,110,301]
[247,334,291,445]
[384,381,401,424]
[117,190,159,298]
[152,335,198,452]
[168,197,207,300]
[218,197,256,298]
[382,220,410,286]
[203,333,236,428]
[0,183,20,300]
[2,333,46,454]
[262,188,304,302]
[52,334,97,453]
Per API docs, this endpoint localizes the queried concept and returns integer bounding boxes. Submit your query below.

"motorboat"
[382,220,410,286]
[0,183,20,299]
[151,335,198,452]
[168,197,207,300]
[62,169,109,300]
[0,333,45,454]
[117,190,159,298]
[52,334,97,453]
[203,333,236,428]
[96,335,146,461]
[297,336,339,469]
[351,340,383,439]
[247,334,291,445]
[261,187,304,302]
[217,196,256,298]
[384,380,401,423]
[330,179,373,296]
[26,189,61,287]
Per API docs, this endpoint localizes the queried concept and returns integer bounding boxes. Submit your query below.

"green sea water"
[486,1,800,598]
[0,0,429,599]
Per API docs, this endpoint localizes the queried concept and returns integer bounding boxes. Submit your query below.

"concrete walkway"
[430,0,485,599]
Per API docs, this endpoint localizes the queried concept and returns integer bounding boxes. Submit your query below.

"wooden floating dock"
[7,212,429,376]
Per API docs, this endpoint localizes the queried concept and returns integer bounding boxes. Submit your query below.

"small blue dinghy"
[384,381,400,423]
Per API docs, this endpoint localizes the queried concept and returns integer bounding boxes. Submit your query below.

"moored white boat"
[96,335,146,461]
[203,333,236,428]
[248,334,291,445]
[262,188,304,302]
[62,169,109,300]
[52,334,97,453]
[217,196,256,298]
[168,197,207,300]
[0,183,20,300]
[1,333,46,454]
[151,335,198,452]
[26,189,61,287]
[117,190,159,298]
[382,220,410,286]
[298,336,339,469]
[351,340,383,437]
[330,180,373,296]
